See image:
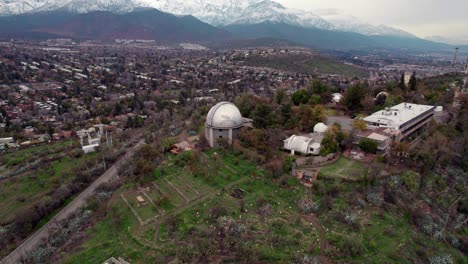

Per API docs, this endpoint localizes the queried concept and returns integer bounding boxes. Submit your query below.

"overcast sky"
[276,0,468,44]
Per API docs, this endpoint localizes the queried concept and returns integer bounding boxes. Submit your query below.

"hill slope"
[224,22,453,52]
[0,9,229,42]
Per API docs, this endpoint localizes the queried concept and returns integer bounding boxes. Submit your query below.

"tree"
[292,89,309,106]
[320,132,339,156]
[297,105,314,131]
[353,119,367,131]
[252,104,272,129]
[343,84,365,111]
[308,80,329,95]
[309,94,322,106]
[275,89,286,105]
[408,71,417,91]
[359,138,378,154]
[398,72,406,91]
[279,103,295,129]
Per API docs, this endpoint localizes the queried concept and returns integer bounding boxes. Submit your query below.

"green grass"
[0,141,74,168]
[60,196,157,264]
[62,148,467,264]
[153,179,185,206]
[0,149,97,223]
[244,54,369,78]
[319,156,366,179]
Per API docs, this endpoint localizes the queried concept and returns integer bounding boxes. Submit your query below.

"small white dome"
[332,93,343,103]
[313,123,328,133]
[206,102,243,129]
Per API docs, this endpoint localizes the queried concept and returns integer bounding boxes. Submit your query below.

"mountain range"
[0,0,417,38]
[0,0,457,52]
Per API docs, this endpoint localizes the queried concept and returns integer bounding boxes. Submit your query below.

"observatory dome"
[206,102,243,129]
[313,123,328,134]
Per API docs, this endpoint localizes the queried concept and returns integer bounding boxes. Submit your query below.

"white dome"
[332,93,343,103]
[313,123,328,133]
[206,102,243,129]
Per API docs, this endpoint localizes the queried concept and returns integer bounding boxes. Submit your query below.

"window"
[310,148,314,152]
[219,136,223,138]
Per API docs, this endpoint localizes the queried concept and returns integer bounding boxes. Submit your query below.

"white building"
[331,93,343,104]
[283,123,328,156]
[363,103,435,142]
[205,102,244,148]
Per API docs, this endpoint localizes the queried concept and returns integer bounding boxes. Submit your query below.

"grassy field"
[244,54,369,78]
[58,150,467,264]
[0,141,73,169]
[317,180,466,263]
[0,142,97,223]
[59,150,319,263]
[319,156,367,180]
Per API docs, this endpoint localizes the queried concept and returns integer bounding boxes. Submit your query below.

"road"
[1,140,145,264]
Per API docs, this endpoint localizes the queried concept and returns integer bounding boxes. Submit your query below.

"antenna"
[452,47,459,69]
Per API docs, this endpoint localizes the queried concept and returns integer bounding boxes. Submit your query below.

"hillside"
[0,9,229,42]
[242,53,369,78]
[224,22,453,52]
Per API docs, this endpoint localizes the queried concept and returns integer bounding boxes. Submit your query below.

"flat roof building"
[363,102,435,142]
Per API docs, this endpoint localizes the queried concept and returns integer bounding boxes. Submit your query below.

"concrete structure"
[205,102,244,148]
[283,123,328,156]
[353,127,393,155]
[77,124,108,153]
[363,103,435,142]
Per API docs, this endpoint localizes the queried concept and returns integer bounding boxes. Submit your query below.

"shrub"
[25,246,53,264]
[344,213,357,225]
[366,190,383,207]
[428,255,453,264]
[298,199,319,214]
[359,138,378,154]
[401,171,420,192]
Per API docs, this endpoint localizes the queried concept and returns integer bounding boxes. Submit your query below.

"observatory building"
[283,123,329,156]
[205,102,244,148]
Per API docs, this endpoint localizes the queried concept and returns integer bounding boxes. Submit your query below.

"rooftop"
[363,103,435,129]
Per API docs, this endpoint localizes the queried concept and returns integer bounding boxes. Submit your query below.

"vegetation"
[359,138,378,154]
[244,54,368,78]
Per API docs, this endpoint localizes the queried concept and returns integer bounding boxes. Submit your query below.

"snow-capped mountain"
[315,9,416,38]
[141,0,334,30]
[227,0,334,30]
[0,0,150,15]
[0,0,414,38]
[45,0,150,14]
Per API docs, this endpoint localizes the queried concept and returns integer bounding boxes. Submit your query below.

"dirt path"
[0,140,145,264]
[303,214,327,253]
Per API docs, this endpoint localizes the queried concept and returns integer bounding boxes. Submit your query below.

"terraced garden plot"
[145,185,166,208]
[165,174,199,200]
[124,190,159,222]
[176,173,213,194]
[153,179,185,207]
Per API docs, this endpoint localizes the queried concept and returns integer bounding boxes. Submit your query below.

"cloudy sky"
[276,0,468,44]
